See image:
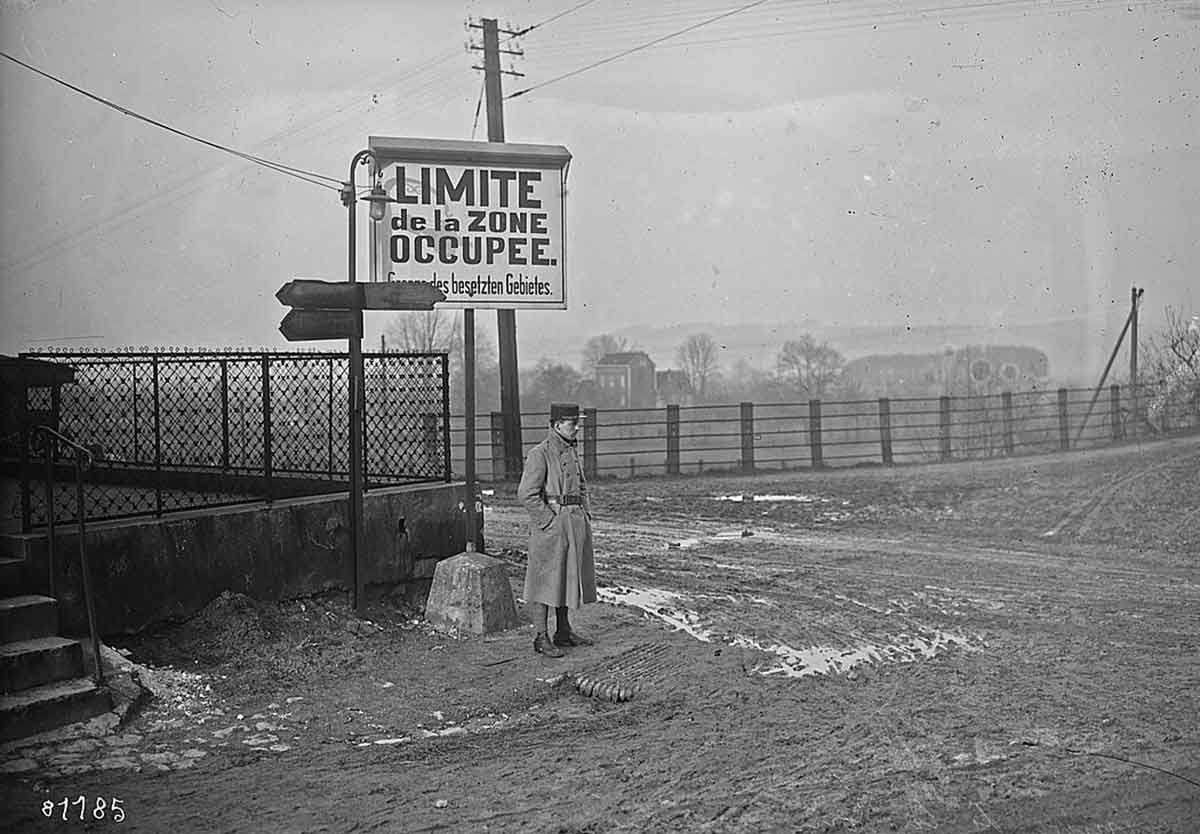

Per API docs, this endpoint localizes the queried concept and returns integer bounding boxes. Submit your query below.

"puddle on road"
[701,494,856,525]
[598,586,715,642]
[711,493,851,505]
[668,530,755,549]
[599,584,976,678]
[740,630,974,677]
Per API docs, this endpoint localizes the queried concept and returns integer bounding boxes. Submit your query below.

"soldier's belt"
[547,495,583,505]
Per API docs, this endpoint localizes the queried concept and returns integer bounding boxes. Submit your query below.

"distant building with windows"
[843,345,1050,397]
[595,352,657,409]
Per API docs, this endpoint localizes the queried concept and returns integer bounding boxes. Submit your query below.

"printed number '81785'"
[42,796,125,822]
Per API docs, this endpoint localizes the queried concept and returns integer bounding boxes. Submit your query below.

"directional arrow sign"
[276,279,446,311]
[279,309,360,342]
[360,280,446,310]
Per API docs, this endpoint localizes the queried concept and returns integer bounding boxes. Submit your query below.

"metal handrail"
[29,425,103,686]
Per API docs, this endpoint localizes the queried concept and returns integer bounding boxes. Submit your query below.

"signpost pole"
[344,151,371,614]
[463,309,477,552]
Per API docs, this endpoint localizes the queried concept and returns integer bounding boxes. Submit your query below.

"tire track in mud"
[671,537,1185,675]
[1040,455,1185,540]
[589,515,1196,610]
[584,521,986,678]
[488,497,1199,682]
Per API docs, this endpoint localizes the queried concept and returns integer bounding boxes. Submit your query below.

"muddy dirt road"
[3,436,1199,832]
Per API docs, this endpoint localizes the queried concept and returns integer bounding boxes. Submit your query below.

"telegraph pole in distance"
[1130,285,1143,439]
[473,17,527,480]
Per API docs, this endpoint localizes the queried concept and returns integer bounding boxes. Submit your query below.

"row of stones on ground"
[0,700,307,779]
[1,694,541,780]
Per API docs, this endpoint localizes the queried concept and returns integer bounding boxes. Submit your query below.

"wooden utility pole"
[478,17,526,480]
[1074,286,1143,445]
[1129,286,1142,439]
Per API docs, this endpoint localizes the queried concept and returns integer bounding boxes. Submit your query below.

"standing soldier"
[518,402,597,658]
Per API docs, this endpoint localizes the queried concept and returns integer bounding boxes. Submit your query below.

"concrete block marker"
[424,552,519,635]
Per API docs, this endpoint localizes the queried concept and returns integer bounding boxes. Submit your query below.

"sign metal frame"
[367,136,571,311]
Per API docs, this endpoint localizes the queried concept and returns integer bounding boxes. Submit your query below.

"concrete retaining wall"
[1,482,479,635]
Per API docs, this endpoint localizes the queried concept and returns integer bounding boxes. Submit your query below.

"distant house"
[595,351,657,409]
[951,345,1049,391]
[843,353,942,396]
[655,369,694,406]
[843,345,1050,397]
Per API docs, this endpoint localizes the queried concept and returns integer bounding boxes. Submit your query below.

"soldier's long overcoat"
[518,428,597,609]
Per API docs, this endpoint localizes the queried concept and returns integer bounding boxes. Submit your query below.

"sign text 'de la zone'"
[368,137,571,310]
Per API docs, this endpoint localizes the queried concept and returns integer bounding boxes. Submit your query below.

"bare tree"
[385,311,500,413]
[581,333,629,377]
[521,358,584,414]
[711,358,778,402]
[775,335,845,398]
[676,333,720,401]
[1140,305,1200,428]
[384,311,461,356]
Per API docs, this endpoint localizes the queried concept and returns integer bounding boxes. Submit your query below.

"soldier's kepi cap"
[550,402,583,423]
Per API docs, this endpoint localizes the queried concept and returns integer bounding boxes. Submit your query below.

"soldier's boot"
[553,606,594,647]
[534,632,565,658]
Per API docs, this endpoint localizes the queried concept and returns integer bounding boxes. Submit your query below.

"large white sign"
[369,137,570,310]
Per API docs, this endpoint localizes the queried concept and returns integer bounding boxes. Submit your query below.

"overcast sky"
[1,0,1197,369]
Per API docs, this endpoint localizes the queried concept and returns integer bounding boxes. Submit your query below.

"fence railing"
[448,381,1199,481]
[29,425,103,685]
[10,351,451,530]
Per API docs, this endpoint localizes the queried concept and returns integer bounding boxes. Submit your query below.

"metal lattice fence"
[13,351,450,529]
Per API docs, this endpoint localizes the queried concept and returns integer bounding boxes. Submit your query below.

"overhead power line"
[507,0,777,98]
[656,0,1131,50]
[510,0,608,38]
[0,44,475,277]
[0,50,343,191]
[522,0,1141,55]
[506,0,1142,98]
[471,0,609,131]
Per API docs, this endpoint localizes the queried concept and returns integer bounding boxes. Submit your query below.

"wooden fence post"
[666,404,680,475]
[1109,385,1123,441]
[583,407,598,480]
[489,411,507,482]
[939,396,952,462]
[740,402,755,473]
[808,399,823,469]
[1057,387,1070,450]
[878,397,893,465]
[1002,391,1015,456]
[1159,380,1171,433]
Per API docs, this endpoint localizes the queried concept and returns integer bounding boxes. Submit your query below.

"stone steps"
[1,636,85,693]
[0,559,114,741]
[0,594,58,643]
[0,677,112,742]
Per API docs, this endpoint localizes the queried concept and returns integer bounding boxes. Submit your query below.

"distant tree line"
[382,306,1199,421]
[382,312,855,412]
